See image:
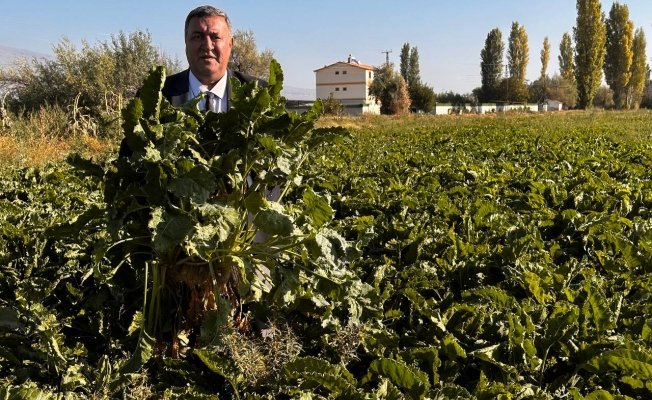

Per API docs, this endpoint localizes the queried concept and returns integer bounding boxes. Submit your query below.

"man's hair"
[184,5,232,38]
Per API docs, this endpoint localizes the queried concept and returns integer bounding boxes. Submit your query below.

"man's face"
[185,15,233,87]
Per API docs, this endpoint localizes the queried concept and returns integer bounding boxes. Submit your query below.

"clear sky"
[1,0,651,94]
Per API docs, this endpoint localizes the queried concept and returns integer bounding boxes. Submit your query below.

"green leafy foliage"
[5,94,652,398]
[103,62,365,354]
[301,112,652,398]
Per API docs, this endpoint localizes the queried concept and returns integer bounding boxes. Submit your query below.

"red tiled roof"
[314,61,376,72]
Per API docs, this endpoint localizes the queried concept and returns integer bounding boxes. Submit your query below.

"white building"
[542,99,564,111]
[314,55,380,115]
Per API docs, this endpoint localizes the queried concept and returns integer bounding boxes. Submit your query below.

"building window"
[343,87,347,91]
[335,87,340,91]
[369,71,372,78]
[343,70,347,74]
[335,71,339,75]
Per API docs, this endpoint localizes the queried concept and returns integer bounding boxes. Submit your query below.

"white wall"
[315,63,374,103]
[433,103,551,115]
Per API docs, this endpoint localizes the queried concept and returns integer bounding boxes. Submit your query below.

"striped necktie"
[204,91,215,112]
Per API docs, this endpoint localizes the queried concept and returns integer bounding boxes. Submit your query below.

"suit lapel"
[170,93,190,107]
[225,69,233,111]
[168,70,191,107]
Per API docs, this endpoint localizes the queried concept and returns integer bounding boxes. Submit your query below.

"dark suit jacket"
[162,68,268,109]
[119,69,267,157]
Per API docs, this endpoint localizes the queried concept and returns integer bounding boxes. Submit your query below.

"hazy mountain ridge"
[280,86,315,101]
[0,45,53,65]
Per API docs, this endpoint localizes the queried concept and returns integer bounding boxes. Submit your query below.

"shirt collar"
[188,70,228,100]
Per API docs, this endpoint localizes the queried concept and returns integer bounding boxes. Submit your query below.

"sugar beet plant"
[100,60,363,367]
[0,61,380,398]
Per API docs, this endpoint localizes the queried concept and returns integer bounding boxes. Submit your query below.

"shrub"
[369,63,411,115]
[322,92,346,116]
[0,30,181,126]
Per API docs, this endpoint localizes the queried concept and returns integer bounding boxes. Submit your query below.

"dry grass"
[0,105,119,168]
[222,314,302,388]
[0,134,70,167]
[0,133,116,168]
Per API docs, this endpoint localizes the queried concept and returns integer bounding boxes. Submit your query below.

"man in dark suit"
[119,6,266,156]
[164,5,266,110]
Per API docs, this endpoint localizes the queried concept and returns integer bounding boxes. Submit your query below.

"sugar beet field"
[3,82,652,398]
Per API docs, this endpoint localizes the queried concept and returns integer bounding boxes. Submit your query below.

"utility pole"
[505,64,509,104]
[381,50,392,64]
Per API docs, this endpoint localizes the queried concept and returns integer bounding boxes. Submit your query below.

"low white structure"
[543,99,563,111]
[314,55,380,115]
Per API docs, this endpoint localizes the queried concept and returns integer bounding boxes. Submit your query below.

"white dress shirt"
[188,70,228,113]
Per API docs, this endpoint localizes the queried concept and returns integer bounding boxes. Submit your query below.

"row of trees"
[601,1,647,109]
[480,0,648,109]
[369,43,437,114]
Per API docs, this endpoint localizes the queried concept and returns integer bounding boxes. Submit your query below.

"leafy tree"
[369,63,411,115]
[641,92,652,109]
[408,82,436,113]
[400,43,410,83]
[626,28,647,109]
[574,0,606,109]
[228,29,274,81]
[369,63,395,114]
[547,74,578,108]
[508,22,529,82]
[497,76,529,103]
[0,30,181,123]
[480,28,504,103]
[593,85,615,108]
[471,88,483,105]
[539,37,550,101]
[436,91,475,105]
[604,2,634,109]
[527,78,541,103]
[559,32,576,84]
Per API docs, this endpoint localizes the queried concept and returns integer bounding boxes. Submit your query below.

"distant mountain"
[281,85,315,101]
[0,45,52,65]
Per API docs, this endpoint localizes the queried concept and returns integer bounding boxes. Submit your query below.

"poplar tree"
[574,0,606,109]
[408,47,421,87]
[480,28,504,103]
[627,28,647,109]
[397,42,434,112]
[399,43,410,84]
[604,2,634,109]
[399,43,421,87]
[559,32,575,83]
[540,37,550,100]
[508,22,529,82]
